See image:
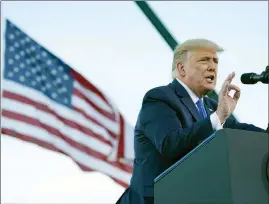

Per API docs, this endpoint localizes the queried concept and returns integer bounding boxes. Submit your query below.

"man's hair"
[171,38,224,79]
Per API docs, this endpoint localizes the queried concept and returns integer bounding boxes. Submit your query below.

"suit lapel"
[204,104,211,116]
[170,79,202,121]
[181,97,202,121]
[204,97,216,116]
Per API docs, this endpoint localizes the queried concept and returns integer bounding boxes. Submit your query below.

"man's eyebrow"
[199,56,219,61]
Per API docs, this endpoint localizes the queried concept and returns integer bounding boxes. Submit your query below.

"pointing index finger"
[226,72,235,83]
[221,72,235,95]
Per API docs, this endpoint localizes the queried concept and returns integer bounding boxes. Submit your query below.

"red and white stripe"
[1,70,133,188]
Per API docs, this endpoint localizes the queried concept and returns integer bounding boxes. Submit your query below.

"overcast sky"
[1,1,268,203]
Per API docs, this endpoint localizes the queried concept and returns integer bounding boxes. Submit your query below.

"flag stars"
[19,76,25,82]
[36,76,41,82]
[25,37,30,43]
[46,83,52,89]
[47,60,52,65]
[52,80,58,86]
[42,51,47,57]
[8,59,14,65]
[25,49,31,54]
[36,66,41,71]
[14,42,19,48]
[41,75,47,80]
[56,78,62,84]
[8,72,14,77]
[15,54,20,60]
[31,68,37,74]
[52,93,57,99]
[20,39,25,45]
[25,71,31,77]
[59,87,67,93]
[63,74,69,80]
[5,23,73,107]
[20,63,25,69]
[26,59,31,64]
[9,34,15,40]
[58,66,64,71]
[58,87,67,94]
[15,30,20,36]
[14,67,19,73]
[63,98,68,104]
[51,69,57,75]
[9,46,15,52]
[20,50,25,57]
[41,86,46,92]
[30,46,36,51]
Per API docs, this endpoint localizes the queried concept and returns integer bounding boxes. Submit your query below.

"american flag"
[1,19,134,188]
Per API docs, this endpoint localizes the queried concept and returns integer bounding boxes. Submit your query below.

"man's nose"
[207,59,217,69]
[207,66,216,72]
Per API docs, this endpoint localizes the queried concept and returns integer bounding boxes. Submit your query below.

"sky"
[1,1,268,203]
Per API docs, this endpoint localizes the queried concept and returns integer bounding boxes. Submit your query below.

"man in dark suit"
[116,38,266,204]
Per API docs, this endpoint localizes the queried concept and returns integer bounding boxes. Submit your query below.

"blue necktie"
[196,98,207,119]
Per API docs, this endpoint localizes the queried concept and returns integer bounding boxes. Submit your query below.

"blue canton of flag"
[4,19,73,107]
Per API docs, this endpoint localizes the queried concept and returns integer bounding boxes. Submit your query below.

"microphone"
[241,66,269,84]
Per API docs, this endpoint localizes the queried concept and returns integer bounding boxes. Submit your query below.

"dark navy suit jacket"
[117,79,265,204]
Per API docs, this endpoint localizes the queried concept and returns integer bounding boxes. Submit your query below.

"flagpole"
[134,1,237,121]
[135,1,178,50]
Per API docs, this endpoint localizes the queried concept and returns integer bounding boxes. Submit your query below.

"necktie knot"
[196,98,207,119]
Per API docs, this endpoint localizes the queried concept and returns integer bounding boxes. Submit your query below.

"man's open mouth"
[205,75,215,82]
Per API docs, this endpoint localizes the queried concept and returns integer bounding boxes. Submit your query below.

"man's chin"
[204,84,215,94]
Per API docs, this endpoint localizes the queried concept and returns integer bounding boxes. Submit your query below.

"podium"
[154,129,268,204]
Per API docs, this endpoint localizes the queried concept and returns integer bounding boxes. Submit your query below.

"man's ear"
[177,62,186,77]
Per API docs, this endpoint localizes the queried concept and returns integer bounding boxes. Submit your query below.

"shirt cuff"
[210,112,224,130]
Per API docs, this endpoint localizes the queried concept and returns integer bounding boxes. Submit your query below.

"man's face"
[181,49,219,97]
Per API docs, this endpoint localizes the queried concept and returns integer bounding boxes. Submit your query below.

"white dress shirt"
[176,78,223,131]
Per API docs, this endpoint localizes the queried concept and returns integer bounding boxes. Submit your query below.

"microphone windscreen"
[241,73,256,84]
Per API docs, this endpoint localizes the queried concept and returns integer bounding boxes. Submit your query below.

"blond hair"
[171,38,224,79]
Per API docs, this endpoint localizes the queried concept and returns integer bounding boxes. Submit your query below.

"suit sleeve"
[224,117,266,132]
[206,97,266,133]
[139,89,215,160]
